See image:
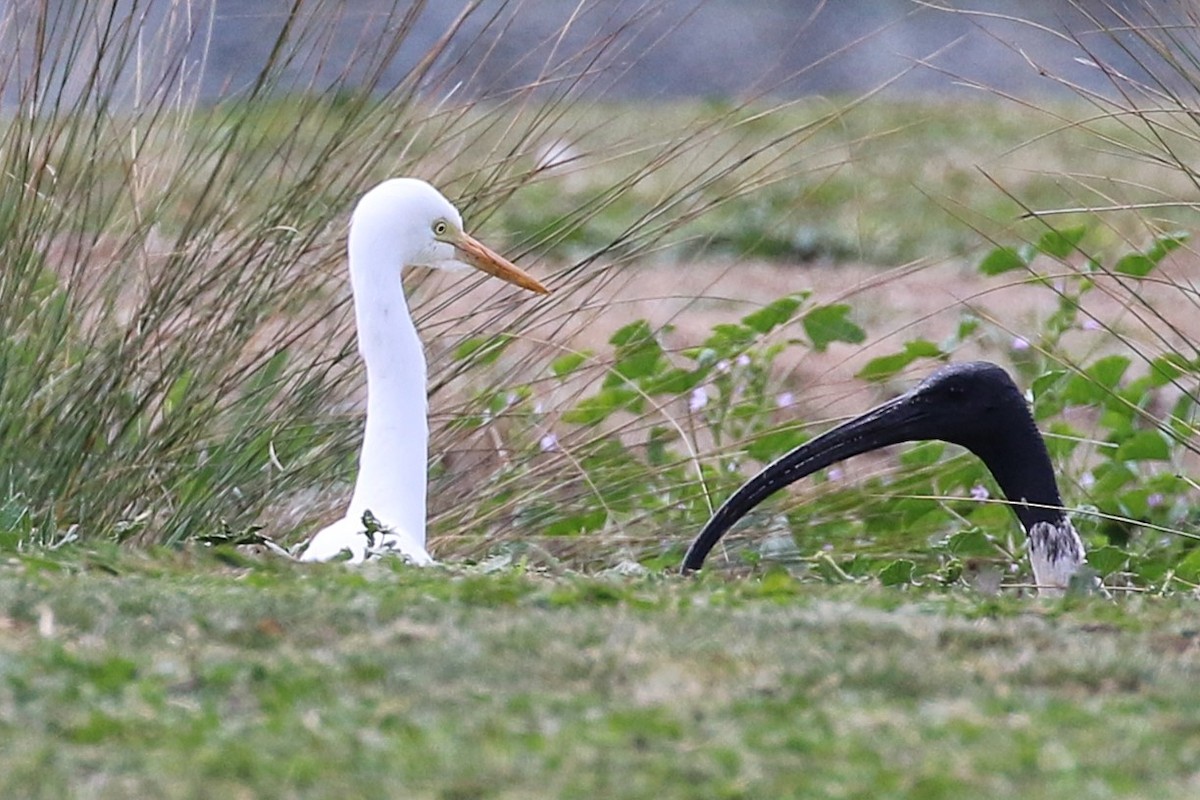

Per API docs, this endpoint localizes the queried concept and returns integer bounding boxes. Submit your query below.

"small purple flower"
[827,467,844,482]
[970,485,989,501]
[1011,337,1030,351]
[1148,493,1164,508]
[1081,318,1102,331]
[539,433,559,453]
[736,354,751,368]
[1080,471,1096,489]
[689,387,709,412]
[776,392,795,409]
[716,359,731,373]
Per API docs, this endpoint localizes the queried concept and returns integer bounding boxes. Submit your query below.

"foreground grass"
[2,549,1198,798]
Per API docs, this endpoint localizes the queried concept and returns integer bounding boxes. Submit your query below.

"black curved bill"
[682,390,941,572]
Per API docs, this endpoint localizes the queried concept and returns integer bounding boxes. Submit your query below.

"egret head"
[349,178,548,294]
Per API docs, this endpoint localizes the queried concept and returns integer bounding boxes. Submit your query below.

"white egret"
[300,179,548,564]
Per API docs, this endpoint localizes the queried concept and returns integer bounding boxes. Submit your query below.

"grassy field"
[4,88,1200,795]
[2,548,1200,799]
[5,4,1200,795]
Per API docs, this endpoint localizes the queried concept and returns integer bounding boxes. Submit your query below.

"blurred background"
[1,1,1170,106]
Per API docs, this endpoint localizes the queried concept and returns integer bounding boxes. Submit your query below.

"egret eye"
[433,220,449,237]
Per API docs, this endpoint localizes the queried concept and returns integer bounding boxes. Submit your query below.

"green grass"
[2,549,1199,798]
[5,5,1200,795]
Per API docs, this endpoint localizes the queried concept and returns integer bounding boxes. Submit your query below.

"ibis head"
[683,362,1080,590]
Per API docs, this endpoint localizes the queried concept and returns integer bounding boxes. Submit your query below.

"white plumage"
[300,179,548,564]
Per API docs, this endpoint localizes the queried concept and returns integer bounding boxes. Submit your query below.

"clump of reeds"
[0,1,868,552]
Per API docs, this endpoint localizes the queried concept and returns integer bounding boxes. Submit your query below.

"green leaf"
[163,371,194,417]
[1064,355,1129,405]
[978,247,1027,276]
[857,352,912,382]
[1086,545,1129,576]
[896,497,939,530]
[550,351,589,377]
[646,426,679,467]
[453,333,514,366]
[1113,430,1170,462]
[543,508,607,537]
[899,441,945,467]
[1088,355,1131,388]
[609,319,654,348]
[1132,554,1172,584]
[802,304,865,352]
[1115,232,1189,277]
[1043,421,1081,460]
[249,349,289,390]
[946,528,994,557]
[1113,253,1155,278]
[878,559,916,586]
[968,502,1014,532]
[1031,370,1067,417]
[956,315,980,340]
[745,428,809,463]
[904,339,943,358]
[1117,487,1153,519]
[1092,461,1135,496]
[643,367,703,395]
[1032,369,1070,398]
[606,320,666,383]
[1173,549,1200,584]
[561,386,637,425]
[611,354,663,383]
[1146,354,1190,388]
[1148,231,1189,260]
[1035,226,1087,260]
[742,294,806,335]
[704,323,758,352]
[857,340,942,382]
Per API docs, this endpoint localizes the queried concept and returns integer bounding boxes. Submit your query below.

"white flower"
[1081,318,1102,331]
[539,433,559,452]
[1011,336,1030,351]
[827,467,844,481]
[775,392,795,409]
[970,485,989,501]
[736,354,751,367]
[716,359,731,373]
[689,387,709,412]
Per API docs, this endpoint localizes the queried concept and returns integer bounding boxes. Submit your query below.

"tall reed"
[0,1,877,550]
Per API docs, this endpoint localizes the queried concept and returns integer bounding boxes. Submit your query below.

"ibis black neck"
[683,362,1065,572]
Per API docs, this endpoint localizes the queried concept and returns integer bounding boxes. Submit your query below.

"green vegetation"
[2,551,1200,798]
[2,82,1196,559]
[3,2,1200,796]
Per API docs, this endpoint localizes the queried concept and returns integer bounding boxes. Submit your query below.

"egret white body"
[300,179,548,564]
